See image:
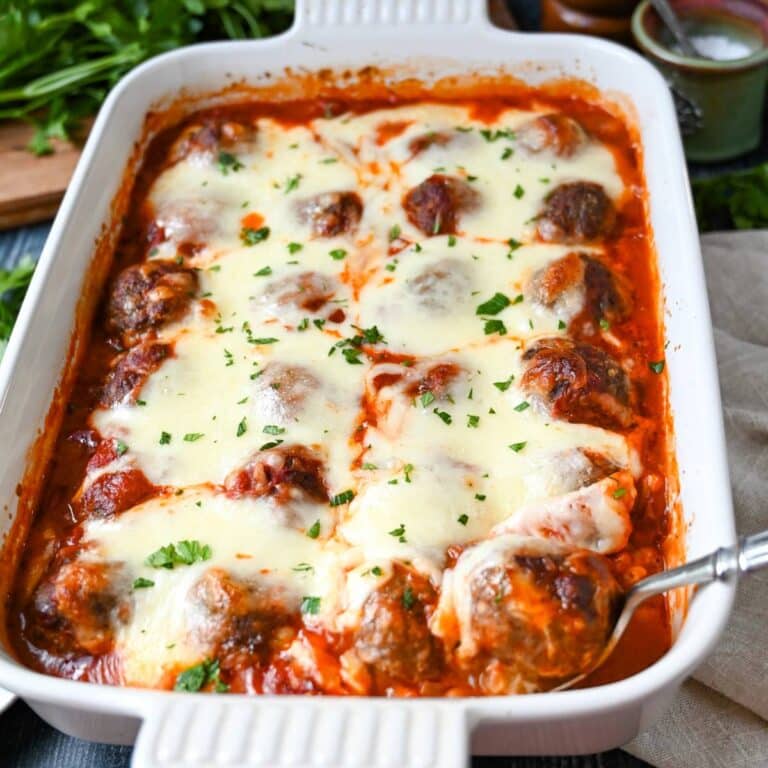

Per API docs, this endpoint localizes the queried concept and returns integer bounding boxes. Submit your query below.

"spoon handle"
[738,530,768,574]
[649,0,700,59]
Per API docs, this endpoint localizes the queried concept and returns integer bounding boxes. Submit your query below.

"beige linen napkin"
[626,231,768,767]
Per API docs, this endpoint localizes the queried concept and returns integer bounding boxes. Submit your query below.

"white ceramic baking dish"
[0,1,736,765]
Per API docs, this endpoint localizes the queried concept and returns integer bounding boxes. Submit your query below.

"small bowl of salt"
[633,0,768,161]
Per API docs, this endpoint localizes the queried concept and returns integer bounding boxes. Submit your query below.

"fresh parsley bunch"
[693,164,768,232]
[0,1,294,154]
[0,257,35,357]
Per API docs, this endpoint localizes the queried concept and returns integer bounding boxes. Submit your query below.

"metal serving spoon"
[556,529,768,691]
[650,0,708,59]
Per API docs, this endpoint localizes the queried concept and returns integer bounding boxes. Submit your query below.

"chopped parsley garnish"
[260,439,284,450]
[480,128,515,142]
[254,266,272,277]
[513,401,530,412]
[558,319,567,330]
[297,318,309,331]
[509,441,527,453]
[613,487,627,499]
[159,431,172,445]
[389,523,407,543]
[284,173,302,194]
[493,376,514,392]
[224,349,234,367]
[412,242,423,253]
[250,337,279,345]
[403,463,414,483]
[448,235,457,247]
[389,223,401,241]
[599,318,611,330]
[385,259,398,272]
[293,563,314,573]
[287,242,303,254]
[514,184,525,199]
[467,414,480,428]
[136,399,147,406]
[174,658,227,693]
[359,325,386,344]
[146,540,212,569]
[649,360,665,374]
[371,566,384,576]
[402,586,415,610]
[455,125,473,133]
[300,596,321,615]
[342,347,363,365]
[307,519,321,539]
[362,462,378,470]
[474,494,486,501]
[419,391,436,408]
[433,408,452,425]
[241,226,270,246]
[313,319,326,330]
[132,577,154,589]
[115,439,128,457]
[263,425,285,435]
[484,319,507,336]
[506,237,522,256]
[236,418,247,437]
[217,152,243,175]
[476,292,510,316]
[512,294,524,305]
[320,157,338,164]
[329,248,347,260]
[501,147,514,160]
[457,513,469,526]
[330,489,355,507]
[183,432,204,442]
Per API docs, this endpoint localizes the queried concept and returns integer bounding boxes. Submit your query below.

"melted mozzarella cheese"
[85,101,635,683]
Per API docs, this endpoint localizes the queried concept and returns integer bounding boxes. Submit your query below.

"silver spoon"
[650,0,708,59]
[556,529,768,691]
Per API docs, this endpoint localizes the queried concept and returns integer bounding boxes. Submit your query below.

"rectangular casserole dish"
[0,1,736,766]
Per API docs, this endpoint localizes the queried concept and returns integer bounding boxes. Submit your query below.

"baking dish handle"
[292,0,492,35]
[131,698,471,768]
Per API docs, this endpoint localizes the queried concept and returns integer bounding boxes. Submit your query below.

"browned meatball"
[520,337,632,429]
[78,468,155,520]
[258,271,338,317]
[30,560,129,656]
[407,258,472,313]
[403,174,479,236]
[354,566,442,683]
[151,198,223,255]
[516,113,587,158]
[537,182,616,243]
[189,568,298,665]
[224,444,328,505]
[106,261,197,345]
[100,341,170,407]
[167,118,256,165]
[528,252,632,326]
[465,543,620,691]
[408,131,452,156]
[251,363,319,423]
[296,192,363,237]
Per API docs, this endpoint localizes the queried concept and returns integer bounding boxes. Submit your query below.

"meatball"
[296,191,363,237]
[167,118,256,165]
[30,560,129,656]
[407,258,472,313]
[152,198,223,255]
[520,337,632,429]
[403,174,479,236]
[493,468,636,554]
[224,444,328,505]
[537,182,616,243]
[77,468,154,519]
[106,261,197,344]
[528,252,632,327]
[516,114,587,158]
[100,341,170,407]
[354,566,442,683]
[403,361,464,401]
[433,536,620,693]
[258,271,338,319]
[251,363,319,423]
[189,568,298,665]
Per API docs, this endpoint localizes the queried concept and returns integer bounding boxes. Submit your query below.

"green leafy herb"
[260,439,284,450]
[241,226,270,246]
[513,401,530,412]
[467,414,480,428]
[159,431,172,445]
[479,128,515,143]
[476,292,510,316]
[263,424,285,435]
[330,489,355,506]
[218,151,243,175]
[649,360,665,374]
[558,319,567,330]
[293,562,314,573]
[0,257,35,357]
[254,266,272,277]
[388,223,401,241]
[402,586,415,610]
[115,439,128,457]
[183,432,204,442]
[509,441,527,453]
[287,242,303,254]
[501,147,514,160]
[693,163,768,231]
[307,519,321,539]
[419,391,435,408]
[283,173,302,193]
[362,462,378,470]
[329,248,347,260]
[433,408,452,425]
[447,235,457,247]
[132,577,154,589]
[484,319,507,336]
[403,463,414,483]
[146,540,212,569]
[388,523,407,543]
[599,318,611,330]
[474,494,486,501]
[174,658,227,693]
[236,418,247,437]
[493,376,514,392]
[457,513,469,526]
[250,337,279,345]
[300,596,321,615]
[613,487,627,499]
[514,184,525,199]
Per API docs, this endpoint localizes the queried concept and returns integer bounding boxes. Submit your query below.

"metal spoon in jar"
[555,529,768,691]
[649,0,709,59]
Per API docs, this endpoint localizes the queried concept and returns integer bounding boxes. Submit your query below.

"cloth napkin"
[626,231,768,767]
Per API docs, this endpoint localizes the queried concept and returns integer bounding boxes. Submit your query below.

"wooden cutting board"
[0,1,517,232]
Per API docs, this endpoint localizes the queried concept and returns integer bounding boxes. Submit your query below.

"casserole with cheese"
[6,91,673,696]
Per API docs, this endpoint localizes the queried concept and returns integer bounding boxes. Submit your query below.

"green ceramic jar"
[632,0,768,162]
